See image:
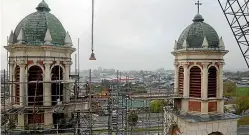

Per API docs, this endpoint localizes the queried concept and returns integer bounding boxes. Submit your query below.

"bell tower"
[164,2,239,135]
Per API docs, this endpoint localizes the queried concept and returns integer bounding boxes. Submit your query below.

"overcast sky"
[0,0,247,71]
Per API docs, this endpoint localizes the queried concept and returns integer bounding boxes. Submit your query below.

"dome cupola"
[175,14,224,50]
[9,0,72,46]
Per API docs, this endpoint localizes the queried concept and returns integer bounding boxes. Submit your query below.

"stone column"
[218,62,225,113]
[183,62,189,97]
[9,61,15,104]
[43,61,52,106]
[17,114,25,129]
[202,62,208,99]
[44,109,53,128]
[182,62,189,113]
[63,61,72,103]
[201,62,209,114]
[25,71,28,107]
[174,62,179,94]
[218,62,225,98]
[18,60,26,106]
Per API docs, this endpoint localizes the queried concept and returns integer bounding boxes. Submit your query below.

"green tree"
[101,79,110,87]
[234,96,249,115]
[149,100,167,113]
[128,110,138,134]
[223,81,236,97]
[128,110,138,127]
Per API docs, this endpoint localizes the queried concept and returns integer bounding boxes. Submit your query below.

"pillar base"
[44,110,53,128]
[17,114,25,129]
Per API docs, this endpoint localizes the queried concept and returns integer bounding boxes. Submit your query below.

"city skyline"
[0,0,248,71]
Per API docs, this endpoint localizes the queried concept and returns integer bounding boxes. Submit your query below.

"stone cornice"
[171,49,229,56]
[4,44,76,53]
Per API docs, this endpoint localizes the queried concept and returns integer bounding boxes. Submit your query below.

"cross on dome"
[195,0,202,14]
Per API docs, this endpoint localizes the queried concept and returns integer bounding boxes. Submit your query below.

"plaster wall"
[177,117,238,135]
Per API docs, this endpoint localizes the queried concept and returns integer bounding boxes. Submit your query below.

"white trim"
[27,63,45,74]
[50,64,65,74]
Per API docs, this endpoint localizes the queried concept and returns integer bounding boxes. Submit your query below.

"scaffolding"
[1,65,179,135]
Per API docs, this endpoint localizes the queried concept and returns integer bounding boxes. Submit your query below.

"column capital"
[63,61,73,66]
[182,62,189,68]
[9,60,15,65]
[56,60,61,65]
[44,60,53,65]
[201,62,209,68]
[218,62,225,66]
[17,60,26,66]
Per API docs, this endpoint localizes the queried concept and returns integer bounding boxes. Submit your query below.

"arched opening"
[14,66,20,104]
[51,65,64,126]
[209,131,223,135]
[28,66,43,106]
[208,66,217,98]
[178,66,184,95]
[189,66,201,98]
[51,65,63,105]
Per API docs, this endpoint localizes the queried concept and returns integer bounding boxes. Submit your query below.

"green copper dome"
[12,0,67,46]
[176,14,220,50]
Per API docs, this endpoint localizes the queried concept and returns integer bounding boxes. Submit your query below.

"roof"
[9,0,72,46]
[177,113,239,123]
[176,14,221,50]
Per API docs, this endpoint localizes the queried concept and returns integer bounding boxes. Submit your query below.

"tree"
[149,100,167,113]
[223,81,236,97]
[128,110,138,126]
[101,79,111,87]
[128,110,138,134]
[234,96,249,115]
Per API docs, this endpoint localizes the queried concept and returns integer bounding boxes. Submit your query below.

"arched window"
[51,66,63,106]
[189,66,201,98]
[178,66,184,95]
[15,66,20,104]
[28,66,43,106]
[208,66,217,98]
[51,65,64,125]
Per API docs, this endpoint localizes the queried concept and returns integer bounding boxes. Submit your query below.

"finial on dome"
[8,30,14,44]
[195,0,202,14]
[182,39,188,49]
[219,36,225,50]
[202,37,209,48]
[44,28,52,45]
[193,1,204,22]
[17,28,25,44]
[36,0,51,12]
[174,40,178,50]
[64,31,73,46]
[193,14,204,22]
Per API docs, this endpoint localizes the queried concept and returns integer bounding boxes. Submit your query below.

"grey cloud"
[0,0,247,71]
